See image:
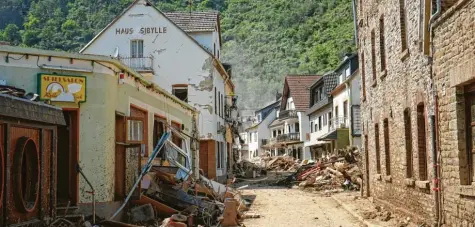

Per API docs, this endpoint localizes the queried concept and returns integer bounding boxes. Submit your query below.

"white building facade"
[80,0,232,181]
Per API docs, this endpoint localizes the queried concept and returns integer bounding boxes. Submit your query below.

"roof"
[0,94,66,125]
[255,99,280,115]
[281,75,321,112]
[0,45,197,113]
[164,11,219,32]
[78,0,232,88]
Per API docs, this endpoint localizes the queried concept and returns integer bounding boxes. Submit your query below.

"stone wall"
[359,0,435,223]
[432,1,475,226]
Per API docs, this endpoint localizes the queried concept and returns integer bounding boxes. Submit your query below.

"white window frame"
[131,40,144,58]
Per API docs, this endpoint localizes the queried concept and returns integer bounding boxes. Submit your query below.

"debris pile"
[233,160,266,178]
[274,147,362,192]
[265,156,300,171]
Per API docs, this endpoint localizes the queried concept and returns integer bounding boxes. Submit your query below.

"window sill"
[459,185,475,197]
[371,80,377,88]
[375,174,382,181]
[383,175,392,183]
[400,49,410,62]
[404,178,415,187]
[379,69,387,79]
[415,180,430,189]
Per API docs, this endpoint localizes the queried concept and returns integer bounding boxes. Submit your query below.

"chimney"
[223,63,232,78]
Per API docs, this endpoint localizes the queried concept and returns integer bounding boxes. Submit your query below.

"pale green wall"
[0,65,193,203]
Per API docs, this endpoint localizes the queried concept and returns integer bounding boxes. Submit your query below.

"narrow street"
[241,186,363,227]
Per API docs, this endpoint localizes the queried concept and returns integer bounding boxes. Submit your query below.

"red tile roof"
[164,11,219,32]
[282,75,321,112]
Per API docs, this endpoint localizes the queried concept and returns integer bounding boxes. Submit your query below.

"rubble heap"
[265,156,300,171]
[274,147,363,192]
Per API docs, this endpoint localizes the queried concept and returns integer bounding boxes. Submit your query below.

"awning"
[319,130,337,141]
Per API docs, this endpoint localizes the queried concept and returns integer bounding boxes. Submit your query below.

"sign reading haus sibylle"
[115,27,168,35]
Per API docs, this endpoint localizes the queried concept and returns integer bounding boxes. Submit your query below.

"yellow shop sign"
[38,74,86,103]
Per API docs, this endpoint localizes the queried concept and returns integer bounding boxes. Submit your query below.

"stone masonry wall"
[432,1,475,226]
[359,0,435,223]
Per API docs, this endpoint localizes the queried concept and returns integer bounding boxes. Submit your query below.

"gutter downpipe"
[429,0,441,226]
[351,0,358,46]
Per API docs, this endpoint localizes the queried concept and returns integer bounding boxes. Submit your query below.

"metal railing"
[276,132,300,142]
[329,117,350,131]
[119,56,154,72]
[278,110,298,119]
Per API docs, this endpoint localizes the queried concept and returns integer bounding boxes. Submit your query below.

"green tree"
[3,24,21,45]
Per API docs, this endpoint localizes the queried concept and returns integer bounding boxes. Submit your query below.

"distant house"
[245,100,280,159]
[304,72,339,160]
[329,54,361,148]
[267,75,320,160]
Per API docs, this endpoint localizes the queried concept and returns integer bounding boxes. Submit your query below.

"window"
[253,132,257,142]
[172,85,188,102]
[345,67,351,78]
[278,130,282,135]
[171,121,182,148]
[218,91,221,117]
[217,142,223,168]
[375,123,381,174]
[379,15,386,72]
[329,112,333,127]
[344,101,348,120]
[335,106,339,118]
[310,122,314,133]
[295,123,300,133]
[153,117,166,149]
[314,124,318,132]
[417,104,427,180]
[273,130,277,138]
[399,0,408,52]
[371,29,377,81]
[213,43,216,56]
[126,118,144,144]
[464,87,475,184]
[404,108,413,178]
[318,116,322,131]
[131,40,144,58]
[361,52,366,100]
[323,114,327,126]
[383,118,390,175]
[221,94,224,118]
[214,88,217,114]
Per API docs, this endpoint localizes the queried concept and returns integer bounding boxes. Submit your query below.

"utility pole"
[191,112,200,179]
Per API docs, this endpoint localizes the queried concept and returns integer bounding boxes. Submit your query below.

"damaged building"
[79,0,238,183]
[0,45,197,223]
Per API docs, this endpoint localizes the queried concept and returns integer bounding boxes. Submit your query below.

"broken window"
[417,104,428,181]
[130,40,144,58]
[172,85,188,102]
[383,118,390,176]
[375,123,381,174]
[171,121,183,149]
[153,116,166,149]
[404,108,413,178]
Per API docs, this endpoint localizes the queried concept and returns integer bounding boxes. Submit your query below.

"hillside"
[0,0,355,108]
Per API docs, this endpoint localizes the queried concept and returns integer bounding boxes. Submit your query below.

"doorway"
[57,109,79,206]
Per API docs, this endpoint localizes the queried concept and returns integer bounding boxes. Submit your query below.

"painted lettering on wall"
[115,27,167,35]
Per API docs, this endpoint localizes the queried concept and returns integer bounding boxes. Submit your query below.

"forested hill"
[0,0,355,109]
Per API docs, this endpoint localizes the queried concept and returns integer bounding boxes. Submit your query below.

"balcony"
[119,56,154,72]
[329,117,350,131]
[277,132,300,142]
[261,139,269,146]
[278,110,298,119]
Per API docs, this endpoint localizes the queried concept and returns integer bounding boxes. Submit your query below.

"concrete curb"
[331,195,380,227]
